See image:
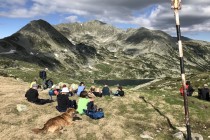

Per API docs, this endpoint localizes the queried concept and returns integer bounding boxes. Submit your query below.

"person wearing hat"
[56,87,77,112]
[30,78,37,88]
[25,84,52,105]
[200,84,209,101]
[25,84,39,103]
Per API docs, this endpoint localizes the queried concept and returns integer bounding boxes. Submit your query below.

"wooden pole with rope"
[171,0,192,139]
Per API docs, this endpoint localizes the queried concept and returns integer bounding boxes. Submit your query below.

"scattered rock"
[173,132,184,140]
[140,134,154,139]
[16,104,27,112]
[156,130,160,133]
[192,133,203,140]
[176,127,186,132]
[173,132,203,140]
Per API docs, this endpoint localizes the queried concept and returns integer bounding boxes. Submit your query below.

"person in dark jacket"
[180,81,194,96]
[113,86,125,96]
[200,84,209,101]
[186,81,195,96]
[25,84,52,105]
[102,84,111,96]
[56,87,77,112]
[39,68,48,89]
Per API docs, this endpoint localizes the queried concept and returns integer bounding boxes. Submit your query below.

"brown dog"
[32,108,76,133]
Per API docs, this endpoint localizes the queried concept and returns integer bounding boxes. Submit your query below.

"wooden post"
[171,0,192,139]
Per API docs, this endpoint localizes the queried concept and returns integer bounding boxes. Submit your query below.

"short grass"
[0,70,210,139]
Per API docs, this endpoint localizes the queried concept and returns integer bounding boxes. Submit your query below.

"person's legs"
[42,79,47,89]
[36,99,53,105]
[67,100,77,109]
[50,95,53,100]
[34,99,45,105]
[72,100,77,109]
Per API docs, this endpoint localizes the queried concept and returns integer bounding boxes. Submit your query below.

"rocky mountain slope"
[0,19,210,80]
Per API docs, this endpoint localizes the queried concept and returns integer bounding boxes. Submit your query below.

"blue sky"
[0,0,210,42]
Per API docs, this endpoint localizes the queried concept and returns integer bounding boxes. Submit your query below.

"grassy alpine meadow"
[0,70,210,139]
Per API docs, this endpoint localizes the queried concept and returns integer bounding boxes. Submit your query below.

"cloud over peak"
[0,0,210,39]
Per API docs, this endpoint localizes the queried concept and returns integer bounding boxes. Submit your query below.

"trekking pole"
[171,0,192,139]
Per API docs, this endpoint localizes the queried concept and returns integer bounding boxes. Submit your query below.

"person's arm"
[25,90,29,98]
[35,90,39,98]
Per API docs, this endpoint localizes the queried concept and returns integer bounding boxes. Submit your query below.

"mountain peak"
[30,19,49,25]
[87,20,107,25]
[19,19,52,32]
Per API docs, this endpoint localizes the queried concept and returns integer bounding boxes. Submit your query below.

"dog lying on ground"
[32,108,76,133]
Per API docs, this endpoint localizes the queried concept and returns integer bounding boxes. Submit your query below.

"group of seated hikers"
[179,80,210,101]
[30,78,53,89]
[25,80,125,119]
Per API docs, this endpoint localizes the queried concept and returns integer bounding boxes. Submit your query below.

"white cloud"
[0,0,210,38]
[65,16,79,23]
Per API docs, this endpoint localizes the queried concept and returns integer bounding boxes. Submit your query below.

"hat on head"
[32,84,38,88]
[62,87,69,93]
[56,85,60,89]
[204,84,208,87]
[51,85,56,89]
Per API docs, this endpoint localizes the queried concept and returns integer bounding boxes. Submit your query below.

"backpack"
[84,109,104,119]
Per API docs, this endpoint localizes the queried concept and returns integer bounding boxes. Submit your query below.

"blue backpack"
[85,109,104,119]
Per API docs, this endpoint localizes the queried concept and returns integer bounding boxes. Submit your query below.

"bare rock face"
[0,19,210,79]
